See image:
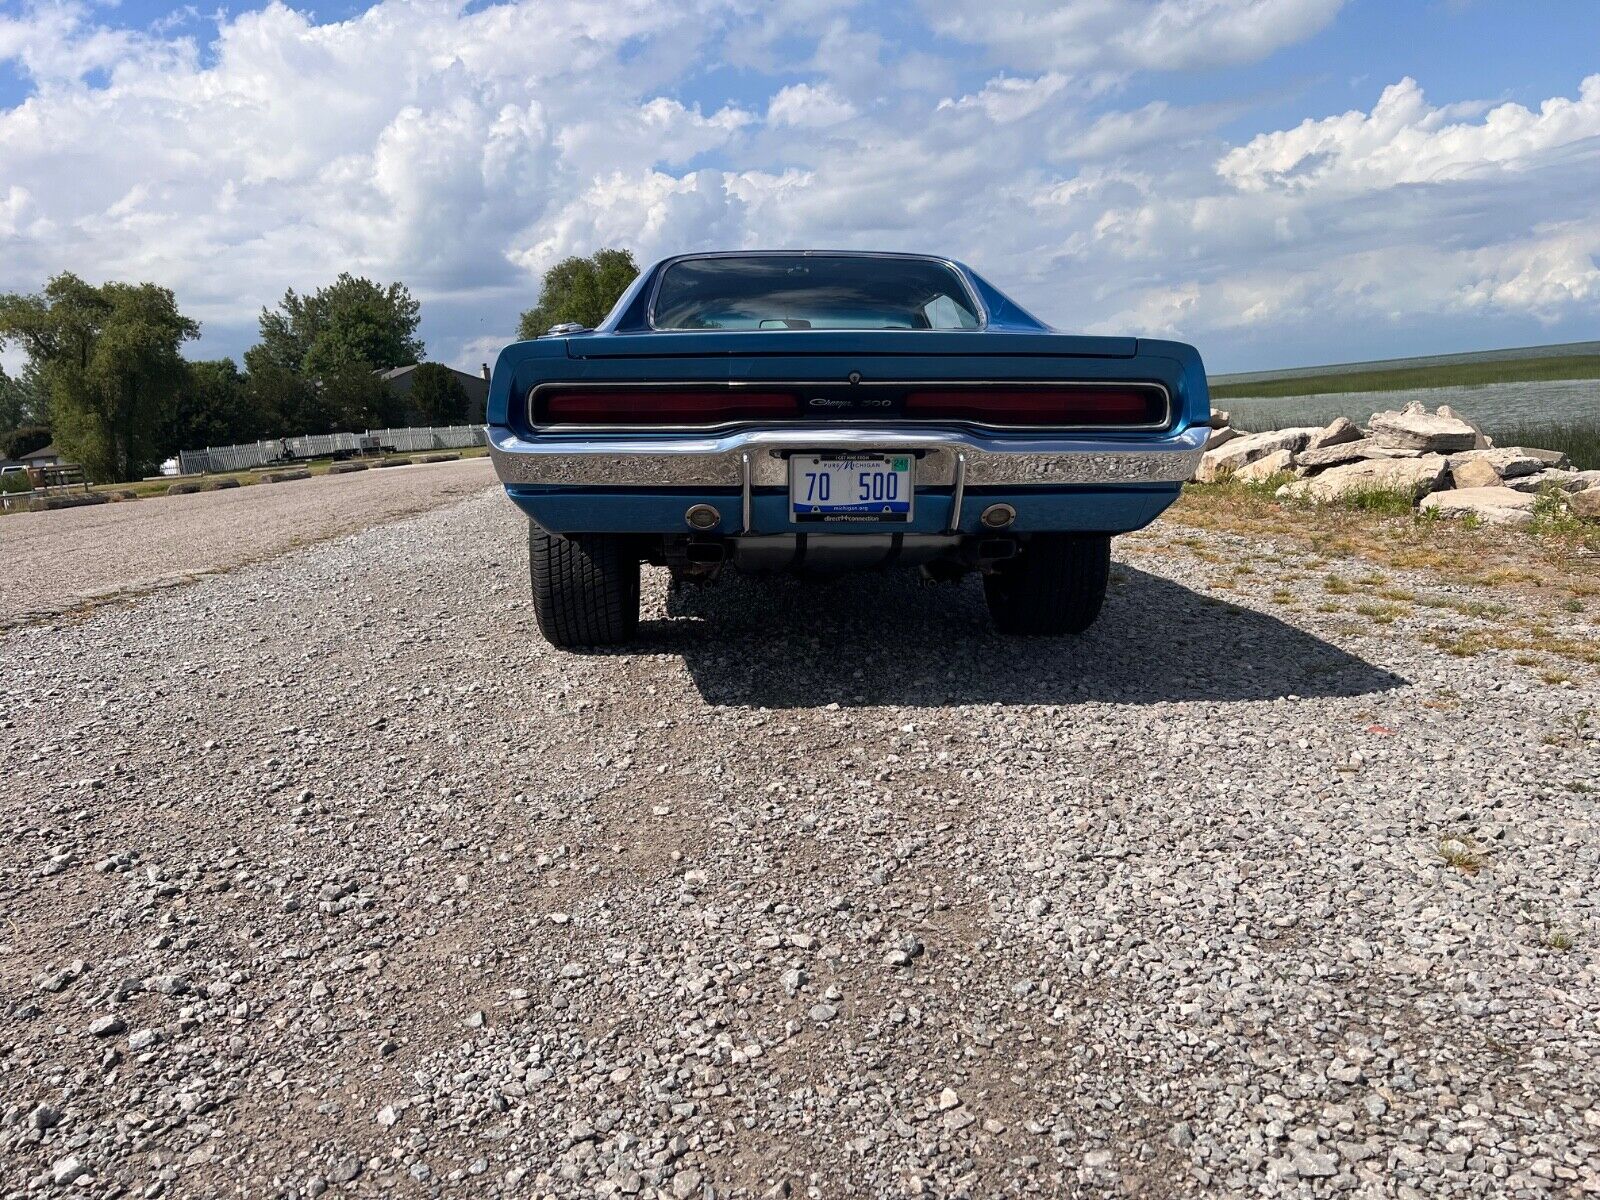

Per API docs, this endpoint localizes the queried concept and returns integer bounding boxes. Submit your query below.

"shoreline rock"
[1231,449,1295,483]
[1277,455,1448,504]
[1368,402,1478,453]
[1297,438,1421,469]
[1305,416,1362,452]
[1448,449,1545,489]
[1195,427,1319,482]
[1419,486,1539,527]
[1191,400,1598,525]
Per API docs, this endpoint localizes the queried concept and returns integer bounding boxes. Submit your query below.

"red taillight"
[904,387,1164,426]
[538,389,800,425]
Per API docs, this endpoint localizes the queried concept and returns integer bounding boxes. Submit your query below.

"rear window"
[651,255,983,331]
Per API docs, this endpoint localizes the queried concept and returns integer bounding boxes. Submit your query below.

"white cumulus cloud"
[1219,74,1600,193]
[0,0,1596,371]
[766,82,856,128]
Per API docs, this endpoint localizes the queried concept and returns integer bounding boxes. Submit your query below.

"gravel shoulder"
[2,490,1596,1198]
[0,458,496,630]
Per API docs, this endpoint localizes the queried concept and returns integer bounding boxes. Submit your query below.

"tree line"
[0,250,639,482]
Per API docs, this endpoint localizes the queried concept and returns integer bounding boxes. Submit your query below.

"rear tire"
[529,527,640,648]
[983,534,1110,635]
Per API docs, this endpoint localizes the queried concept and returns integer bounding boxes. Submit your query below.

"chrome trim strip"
[947,451,967,534]
[643,250,989,332]
[489,424,1207,490]
[527,379,1172,435]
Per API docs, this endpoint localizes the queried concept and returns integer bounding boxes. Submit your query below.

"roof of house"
[378,363,482,380]
[20,442,58,460]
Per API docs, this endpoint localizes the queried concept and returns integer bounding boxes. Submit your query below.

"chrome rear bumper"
[488,424,1206,489]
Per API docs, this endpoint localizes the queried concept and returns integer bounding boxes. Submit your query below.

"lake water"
[1220,378,1600,434]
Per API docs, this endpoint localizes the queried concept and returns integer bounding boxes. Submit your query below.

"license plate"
[789,453,914,523]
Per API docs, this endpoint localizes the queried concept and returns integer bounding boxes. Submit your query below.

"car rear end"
[486,253,1209,645]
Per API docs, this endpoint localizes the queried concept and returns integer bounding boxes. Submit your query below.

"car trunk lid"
[564,331,1138,359]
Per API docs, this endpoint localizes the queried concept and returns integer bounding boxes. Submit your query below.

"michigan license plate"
[789,453,914,523]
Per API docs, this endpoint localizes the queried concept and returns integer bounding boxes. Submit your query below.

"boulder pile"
[1196,401,1600,527]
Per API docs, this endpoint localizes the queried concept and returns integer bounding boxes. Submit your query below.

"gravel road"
[3,488,1596,1198]
[0,458,495,629]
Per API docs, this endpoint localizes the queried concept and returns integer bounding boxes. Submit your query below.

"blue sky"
[2,0,1598,373]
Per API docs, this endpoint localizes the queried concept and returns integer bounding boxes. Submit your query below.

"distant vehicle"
[486,250,1210,647]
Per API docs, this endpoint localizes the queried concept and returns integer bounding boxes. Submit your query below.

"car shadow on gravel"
[641,565,1406,707]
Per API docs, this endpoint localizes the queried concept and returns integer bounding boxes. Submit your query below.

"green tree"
[320,362,404,432]
[156,358,257,458]
[0,274,198,481]
[241,356,316,438]
[405,362,472,425]
[255,274,423,377]
[517,248,638,340]
[1,360,49,429]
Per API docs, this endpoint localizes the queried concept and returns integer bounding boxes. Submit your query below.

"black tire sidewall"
[528,527,640,647]
[984,534,1110,636]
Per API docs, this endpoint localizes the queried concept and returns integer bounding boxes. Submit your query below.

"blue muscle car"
[486,251,1209,647]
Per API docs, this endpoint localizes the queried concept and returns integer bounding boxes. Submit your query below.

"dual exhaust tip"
[685,501,1017,531]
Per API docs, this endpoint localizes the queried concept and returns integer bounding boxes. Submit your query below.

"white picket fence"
[286,432,365,459]
[177,425,487,475]
[369,425,487,452]
[177,440,285,474]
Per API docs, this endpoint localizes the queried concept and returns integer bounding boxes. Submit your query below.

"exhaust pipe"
[685,541,726,564]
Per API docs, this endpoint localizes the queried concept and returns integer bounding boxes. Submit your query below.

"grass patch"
[1211,353,1600,400]
[1171,483,1593,614]
[1355,601,1409,624]
[1444,598,1508,617]
[1529,487,1585,534]
[1438,836,1488,875]
[1241,469,1299,498]
[1334,486,1423,516]
[1422,623,1600,668]
[1168,480,1600,660]
[1422,631,1486,658]
[1544,929,1576,952]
